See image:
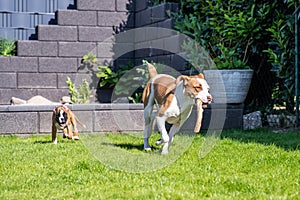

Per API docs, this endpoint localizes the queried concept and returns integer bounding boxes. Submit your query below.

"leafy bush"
[0,38,16,56]
[174,0,271,70]
[66,77,92,104]
[263,1,298,113]
[173,0,299,116]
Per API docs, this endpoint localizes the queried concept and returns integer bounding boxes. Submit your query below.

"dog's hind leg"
[161,125,180,154]
[143,105,154,151]
[72,121,79,140]
[156,115,169,144]
[52,125,57,144]
[66,125,73,140]
[72,127,79,140]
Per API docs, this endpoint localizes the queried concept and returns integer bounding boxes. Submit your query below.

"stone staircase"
[0,0,135,104]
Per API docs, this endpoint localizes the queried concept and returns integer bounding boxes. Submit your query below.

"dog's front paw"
[155,139,168,146]
[73,136,80,140]
[144,147,152,152]
[161,150,169,155]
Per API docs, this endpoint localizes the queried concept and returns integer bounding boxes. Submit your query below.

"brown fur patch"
[153,76,176,106]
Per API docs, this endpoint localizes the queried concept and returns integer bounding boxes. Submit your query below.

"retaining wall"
[0,0,136,104]
[0,103,243,134]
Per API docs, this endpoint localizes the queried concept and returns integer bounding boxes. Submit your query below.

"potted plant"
[202,43,254,104]
[175,0,262,104]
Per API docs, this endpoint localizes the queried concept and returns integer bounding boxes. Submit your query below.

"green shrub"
[0,38,16,56]
[66,77,92,104]
[173,0,299,115]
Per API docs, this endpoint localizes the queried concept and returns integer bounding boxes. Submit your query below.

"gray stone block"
[94,110,144,132]
[134,41,151,58]
[37,89,69,102]
[170,54,187,71]
[0,89,38,105]
[0,112,38,133]
[113,42,135,59]
[135,9,151,27]
[18,73,57,89]
[0,57,11,72]
[79,26,113,42]
[57,73,98,89]
[39,111,53,133]
[97,11,128,27]
[97,42,114,58]
[17,41,58,57]
[156,55,171,67]
[10,57,38,72]
[135,0,147,12]
[7,105,57,112]
[57,10,97,26]
[59,42,96,57]
[156,18,174,30]
[150,38,165,56]
[72,111,93,132]
[184,104,243,130]
[0,73,17,88]
[134,28,146,43]
[163,34,182,54]
[116,0,133,12]
[38,25,78,41]
[151,4,168,23]
[77,0,115,11]
[39,57,78,73]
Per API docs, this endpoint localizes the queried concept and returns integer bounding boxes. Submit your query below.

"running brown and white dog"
[52,105,85,144]
[142,62,212,154]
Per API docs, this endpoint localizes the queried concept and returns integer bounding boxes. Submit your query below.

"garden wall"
[0,0,244,133]
[0,103,243,134]
[0,0,183,105]
[0,0,135,104]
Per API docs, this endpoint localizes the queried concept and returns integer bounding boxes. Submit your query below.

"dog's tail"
[74,115,86,129]
[145,61,157,79]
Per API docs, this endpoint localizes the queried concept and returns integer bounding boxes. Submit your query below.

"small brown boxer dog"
[52,105,85,144]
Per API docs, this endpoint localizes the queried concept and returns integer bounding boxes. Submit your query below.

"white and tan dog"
[142,62,212,154]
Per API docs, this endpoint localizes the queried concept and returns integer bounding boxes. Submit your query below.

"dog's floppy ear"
[53,106,58,112]
[176,75,190,85]
[62,105,69,110]
[197,73,205,79]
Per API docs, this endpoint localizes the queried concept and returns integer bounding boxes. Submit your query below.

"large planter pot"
[203,69,253,104]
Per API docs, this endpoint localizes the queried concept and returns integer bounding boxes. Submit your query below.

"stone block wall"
[0,0,188,105]
[0,104,144,134]
[133,2,189,74]
[0,103,243,134]
[0,0,136,104]
[0,0,245,134]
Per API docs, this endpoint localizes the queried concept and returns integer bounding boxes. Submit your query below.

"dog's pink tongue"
[194,98,203,133]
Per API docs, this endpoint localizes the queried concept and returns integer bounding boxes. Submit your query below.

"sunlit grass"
[0,129,300,199]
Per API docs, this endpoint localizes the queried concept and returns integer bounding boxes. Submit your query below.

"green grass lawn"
[1,129,300,199]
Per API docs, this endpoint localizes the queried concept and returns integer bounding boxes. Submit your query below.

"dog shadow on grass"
[33,139,75,144]
[101,142,160,152]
